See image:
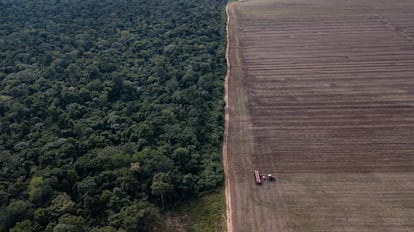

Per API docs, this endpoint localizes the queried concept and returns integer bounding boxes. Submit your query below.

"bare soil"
[224,0,414,231]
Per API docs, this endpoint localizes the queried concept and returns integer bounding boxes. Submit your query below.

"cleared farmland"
[224,0,414,231]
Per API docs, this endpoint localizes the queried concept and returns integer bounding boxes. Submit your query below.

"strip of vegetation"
[0,0,227,231]
[164,188,226,232]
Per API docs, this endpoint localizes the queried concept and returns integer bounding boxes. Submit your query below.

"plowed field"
[224,0,414,231]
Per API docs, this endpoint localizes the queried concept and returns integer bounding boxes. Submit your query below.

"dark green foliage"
[53,214,87,232]
[9,220,40,232]
[109,200,160,232]
[0,0,226,230]
[0,200,33,231]
[151,172,173,207]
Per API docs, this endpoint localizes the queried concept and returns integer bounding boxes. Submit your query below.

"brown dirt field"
[224,0,414,231]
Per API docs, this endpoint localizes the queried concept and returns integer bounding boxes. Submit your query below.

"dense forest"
[0,0,227,231]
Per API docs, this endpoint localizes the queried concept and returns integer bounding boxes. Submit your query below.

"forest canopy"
[0,0,227,231]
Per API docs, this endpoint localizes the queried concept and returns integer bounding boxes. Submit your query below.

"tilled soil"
[224,0,414,231]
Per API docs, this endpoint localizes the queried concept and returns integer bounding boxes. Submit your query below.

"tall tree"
[151,172,172,208]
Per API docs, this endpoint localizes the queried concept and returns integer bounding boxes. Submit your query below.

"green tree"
[90,226,118,232]
[1,200,33,231]
[151,172,173,208]
[49,193,75,216]
[34,207,53,227]
[53,214,86,232]
[110,200,160,232]
[108,75,123,101]
[28,176,53,205]
[9,220,39,232]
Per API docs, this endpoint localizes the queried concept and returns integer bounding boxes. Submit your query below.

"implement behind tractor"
[254,170,262,185]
